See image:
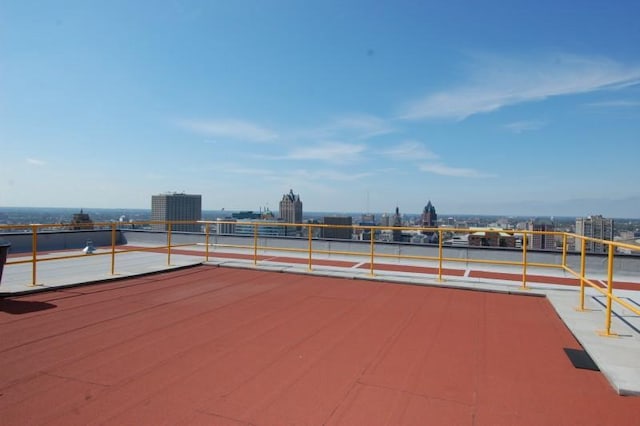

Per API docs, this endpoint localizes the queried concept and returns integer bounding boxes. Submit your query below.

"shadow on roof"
[0,299,57,315]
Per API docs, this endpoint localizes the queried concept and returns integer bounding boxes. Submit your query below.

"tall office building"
[322,216,353,240]
[279,189,303,224]
[575,215,614,253]
[527,219,556,250]
[421,200,438,234]
[151,193,202,232]
[392,207,402,242]
[279,189,302,236]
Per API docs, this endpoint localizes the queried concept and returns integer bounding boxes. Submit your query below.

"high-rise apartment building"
[575,215,614,253]
[527,219,556,250]
[151,193,202,232]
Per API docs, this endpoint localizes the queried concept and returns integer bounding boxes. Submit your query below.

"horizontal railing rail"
[1,220,639,337]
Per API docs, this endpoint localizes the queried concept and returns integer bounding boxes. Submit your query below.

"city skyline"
[1,2,639,217]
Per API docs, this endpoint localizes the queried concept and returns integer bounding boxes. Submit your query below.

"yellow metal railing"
[562,235,640,337]
[1,220,639,337]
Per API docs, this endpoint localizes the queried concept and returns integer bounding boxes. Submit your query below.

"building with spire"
[279,189,303,236]
[69,209,94,230]
[421,201,438,237]
[279,189,302,224]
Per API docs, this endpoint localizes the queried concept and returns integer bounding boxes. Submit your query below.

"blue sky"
[1,1,639,217]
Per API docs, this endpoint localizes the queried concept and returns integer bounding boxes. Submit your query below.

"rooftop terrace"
[1,223,639,424]
[2,265,639,425]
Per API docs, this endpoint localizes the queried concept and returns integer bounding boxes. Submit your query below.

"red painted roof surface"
[1,265,638,425]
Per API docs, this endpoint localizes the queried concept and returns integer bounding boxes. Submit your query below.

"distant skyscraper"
[279,189,302,236]
[527,219,556,250]
[151,193,202,232]
[575,215,614,253]
[279,189,302,224]
[392,207,402,242]
[322,216,352,240]
[421,200,438,234]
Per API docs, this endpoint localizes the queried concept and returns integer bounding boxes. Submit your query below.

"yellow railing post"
[307,224,313,271]
[205,223,210,262]
[438,229,443,282]
[578,238,587,311]
[521,232,528,290]
[253,223,258,266]
[599,242,618,337]
[110,222,117,275]
[561,233,568,268]
[167,222,172,266]
[369,226,375,277]
[31,224,38,286]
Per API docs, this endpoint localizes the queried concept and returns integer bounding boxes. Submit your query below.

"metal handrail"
[1,220,639,337]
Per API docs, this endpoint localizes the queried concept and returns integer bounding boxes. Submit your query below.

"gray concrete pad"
[545,290,640,395]
[0,249,203,295]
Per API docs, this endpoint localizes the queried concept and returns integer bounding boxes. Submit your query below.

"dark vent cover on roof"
[563,348,600,371]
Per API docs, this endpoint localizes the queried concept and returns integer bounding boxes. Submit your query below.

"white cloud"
[288,169,373,181]
[144,172,165,180]
[26,158,46,166]
[402,54,640,120]
[420,163,493,178]
[382,141,439,160]
[177,118,277,142]
[282,142,366,163]
[585,100,640,107]
[223,166,275,176]
[291,113,394,142]
[503,120,546,134]
[331,114,394,139]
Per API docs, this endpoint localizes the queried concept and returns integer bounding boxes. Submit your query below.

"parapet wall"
[1,229,638,278]
[122,231,640,277]
[0,230,125,253]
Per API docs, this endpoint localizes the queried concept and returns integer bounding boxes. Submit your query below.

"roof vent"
[82,240,96,255]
